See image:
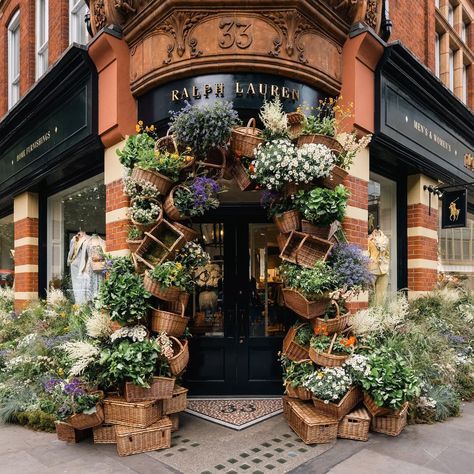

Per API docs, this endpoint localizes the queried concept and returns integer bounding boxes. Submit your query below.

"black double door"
[184,211,289,395]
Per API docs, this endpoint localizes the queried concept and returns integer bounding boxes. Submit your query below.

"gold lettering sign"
[413,119,452,152]
[16,131,52,162]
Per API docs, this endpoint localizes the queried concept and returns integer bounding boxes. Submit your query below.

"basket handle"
[327,333,337,355]
[177,298,186,318]
[332,300,340,318]
[246,118,256,129]
[155,134,179,156]
[294,234,309,266]
[169,336,184,355]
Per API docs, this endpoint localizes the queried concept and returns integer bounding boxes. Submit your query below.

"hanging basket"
[130,197,163,232]
[163,186,188,222]
[168,337,189,376]
[282,182,313,198]
[312,386,362,420]
[155,131,196,179]
[301,220,330,240]
[131,167,174,196]
[362,392,395,417]
[67,403,105,430]
[282,288,330,319]
[232,159,255,191]
[124,376,175,402]
[230,118,264,158]
[164,292,190,312]
[151,302,189,337]
[287,112,305,138]
[311,302,351,334]
[308,346,350,367]
[277,233,289,252]
[196,147,227,179]
[274,210,301,234]
[143,272,183,302]
[172,222,198,242]
[135,219,186,270]
[286,383,312,401]
[280,231,333,268]
[297,134,343,154]
[282,324,309,361]
[126,239,143,255]
[317,165,348,190]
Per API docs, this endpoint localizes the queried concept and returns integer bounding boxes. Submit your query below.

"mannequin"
[85,234,106,301]
[67,231,89,304]
[368,226,390,305]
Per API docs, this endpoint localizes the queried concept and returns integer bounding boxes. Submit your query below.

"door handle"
[239,337,245,344]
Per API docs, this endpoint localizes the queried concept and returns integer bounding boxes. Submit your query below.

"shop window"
[368,173,398,293]
[7,10,20,109]
[47,176,106,303]
[435,0,440,9]
[0,215,14,288]
[36,0,49,79]
[69,0,89,45]
[439,212,474,289]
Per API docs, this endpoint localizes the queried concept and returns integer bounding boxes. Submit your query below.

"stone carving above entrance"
[90,1,383,97]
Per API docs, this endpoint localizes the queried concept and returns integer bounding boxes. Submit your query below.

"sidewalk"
[0,402,472,474]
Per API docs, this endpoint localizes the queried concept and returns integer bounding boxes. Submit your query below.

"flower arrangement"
[303,366,353,403]
[336,132,372,170]
[110,325,148,343]
[129,197,161,225]
[280,355,314,389]
[117,126,156,169]
[173,177,222,217]
[148,261,194,293]
[310,334,357,355]
[175,241,210,271]
[136,147,192,182]
[123,176,161,201]
[127,226,143,242]
[259,97,289,141]
[97,257,150,325]
[295,185,349,225]
[328,243,375,291]
[296,143,337,179]
[279,262,338,299]
[169,101,240,158]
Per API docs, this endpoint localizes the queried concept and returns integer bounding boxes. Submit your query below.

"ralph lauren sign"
[441,189,468,229]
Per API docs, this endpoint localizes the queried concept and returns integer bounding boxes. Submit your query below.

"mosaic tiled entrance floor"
[150,412,333,473]
[186,398,283,430]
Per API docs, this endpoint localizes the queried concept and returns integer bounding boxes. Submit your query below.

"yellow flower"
[149,125,155,131]
[135,124,140,133]
[176,263,183,269]
[59,312,66,318]
[185,155,193,162]
[138,120,143,126]
[58,368,64,377]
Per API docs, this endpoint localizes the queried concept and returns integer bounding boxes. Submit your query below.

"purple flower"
[44,378,62,393]
[64,378,85,396]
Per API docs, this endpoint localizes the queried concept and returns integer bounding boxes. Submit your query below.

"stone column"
[407,174,439,298]
[13,192,39,311]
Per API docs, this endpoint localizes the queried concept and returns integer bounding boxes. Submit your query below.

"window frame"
[7,10,20,109]
[449,48,455,92]
[69,0,88,45]
[435,33,440,78]
[35,0,49,79]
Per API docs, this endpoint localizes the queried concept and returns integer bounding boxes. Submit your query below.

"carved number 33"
[219,19,253,49]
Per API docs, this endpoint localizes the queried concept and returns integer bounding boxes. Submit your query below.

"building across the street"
[0,0,473,396]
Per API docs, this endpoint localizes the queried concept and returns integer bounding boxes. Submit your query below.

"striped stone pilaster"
[13,192,39,311]
[342,146,370,312]
[407,174,439,296]
[105,140,131,257]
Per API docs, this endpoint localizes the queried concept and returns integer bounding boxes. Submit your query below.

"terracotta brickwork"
[105,177,130,254]
[407,204,439,232]
[49,0,69,65]
[345,175,369,210]
[106,219,130,253]
[407,235,438,260]
[106,179,129,213]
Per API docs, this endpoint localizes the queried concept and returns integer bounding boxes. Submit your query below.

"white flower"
[86,309,114,339]
[61,341,99,376]
[110,325,148,343]
[46,289,68,307]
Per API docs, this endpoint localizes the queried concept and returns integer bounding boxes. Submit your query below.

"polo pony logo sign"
[442,190,467,229]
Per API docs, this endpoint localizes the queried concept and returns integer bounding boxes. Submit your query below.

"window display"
[47,176,106,302]
[0,215,14,287]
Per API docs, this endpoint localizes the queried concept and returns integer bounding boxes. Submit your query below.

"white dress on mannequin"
[85,234,106,302]
[67,232,90,304]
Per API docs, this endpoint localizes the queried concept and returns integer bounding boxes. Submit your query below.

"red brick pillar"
[48,0,69,65]
[13,192,39,311]
[407,174,439,296]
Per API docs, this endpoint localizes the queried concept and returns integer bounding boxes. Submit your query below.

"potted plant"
[129,196,162,231]
[259,97,290,141]
[303,365,361,419]
[46,378,104,429]
[97,257,150,326]
[144,261,193,302]
[260,191,300,234]
[282,323,313,361]
[309,333,357,367]
[279,262,337,318]
[310,300,351,335]
[230,117,264,159]
[164,177,222,221]
[127,226,144,254]
[295,185,349,226]
[280,355,314,400]
[116,123,156,169]
[232,156,256,191]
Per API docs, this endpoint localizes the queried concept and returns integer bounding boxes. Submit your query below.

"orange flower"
[314,324,328,336]
[249,163,255,173]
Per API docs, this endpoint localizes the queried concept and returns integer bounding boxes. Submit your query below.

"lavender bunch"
[174,177,222,217]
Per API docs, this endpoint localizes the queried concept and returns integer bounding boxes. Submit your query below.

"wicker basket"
[363,392,394,417]
[280,231,333,268]
[308,346,350,367]
[317,165,349,190]
[93,424,117,444]
[164,292,190,312]
[282,182,313,198]
[311,303,350,335]
[155,132,195,179]
[172,222,198,242]
[196,147,227,179]
[143,272,183,302]
[287,112,305,138]
[126,239,143,254]
[124,376,176,402]
[338,407,371,441]
[312,386,362,420]
[163,385,188,414]
[230,118,264,158]
[151,302,189,337]
[285,398,338,444]
[130,197,163,232]
[135,219,186,270]
[232,160,255,191]
[169,337,190,375]
[116,417,172,456]
[103,396,162,428]
[277,233,289,252]
[301,221,330,240]
[371,403,409,436]
[282,288,331,319]
[67,403,104,430]
[274,210,301,234]
[297,134,343,154]
[163,186,187,221]
[282,324,310,361]
[55,421,91,443]
[131,166,174,196]
[170,413,180,432]
[286,384,312,401]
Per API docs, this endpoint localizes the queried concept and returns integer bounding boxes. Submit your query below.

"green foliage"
[301,114,335,137]
[136,148,189,182]
[294,324,313,347]
[97,257,150,325]
[310,334,355,355]
[127,226,143,241]
[117,133,155,169]
[279,262,338,299]
[280,356,314,388]
[295,185,349,225]
[149,261,194,293]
